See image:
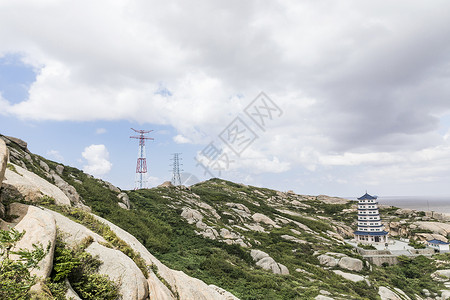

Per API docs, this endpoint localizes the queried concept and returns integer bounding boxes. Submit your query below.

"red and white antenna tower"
[130,128,154,189]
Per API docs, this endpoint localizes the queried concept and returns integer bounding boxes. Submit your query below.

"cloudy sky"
[1,0,450,197]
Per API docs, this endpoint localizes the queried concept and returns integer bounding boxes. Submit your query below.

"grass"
[5,144,450,299]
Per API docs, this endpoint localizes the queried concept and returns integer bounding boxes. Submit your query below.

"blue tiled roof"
[428,239,449,245]
[357,193,378,200]
[354,230,388,236]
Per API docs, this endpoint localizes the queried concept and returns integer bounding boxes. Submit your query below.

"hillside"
[2,134,450,300]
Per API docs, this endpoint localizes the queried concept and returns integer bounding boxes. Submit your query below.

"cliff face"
[2,135,450,300]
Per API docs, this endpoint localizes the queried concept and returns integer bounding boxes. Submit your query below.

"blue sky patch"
[0,53,37,104]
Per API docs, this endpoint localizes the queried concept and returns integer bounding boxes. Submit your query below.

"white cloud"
[173,134,191,144]
[46,149,64,162]
[2,1,450,194]
[147,176,161,188]
[96,128,107,134]
[81,144,112,176]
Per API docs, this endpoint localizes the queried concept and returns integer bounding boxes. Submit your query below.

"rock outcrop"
[250,249,289,275]
[158,181,174,188]
[314,295,334,300]
[181,207,204,224]
[318,254,338,267]
[332,270,365,283]
[65,279,82,300]
[92,215,239,299]
[432,270,450,282]
[0,138,7,190]
[0,138,8,218]
[414,222,450,237]
[252,213,277,226]
[378,286,411,300]
[338,257,364,272]
[48,170,86,209]
[1,164,71,206]
[1,135,28,150]
[10,203,57,289]
[316,195,349,204]
[317,253,363,272]
[117,192,131,210]
[86,242,149,300]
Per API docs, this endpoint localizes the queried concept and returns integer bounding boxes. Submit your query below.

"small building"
[354,192,388,244]
[427,239,450,253]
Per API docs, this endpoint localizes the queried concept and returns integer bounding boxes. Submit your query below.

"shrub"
[358,243,376,250]
[0,227,47,300]
[49,236,120,300]
[409,239,426,249]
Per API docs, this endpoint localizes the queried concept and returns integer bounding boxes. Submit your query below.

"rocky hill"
[2,134,450,300]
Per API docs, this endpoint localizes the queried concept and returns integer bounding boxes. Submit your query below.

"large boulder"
[415,233,448,243]
[86,242,149,300]
[0,139,8,218]
[92,215,239,300]
[117,192,131,210]
[1,164,71,206]
[333,270,365,283]
[318,254,338,267]
[45,209,166,299]
[148,272,175,300]
[250,249,289,275]
[414,222,450,237]
[226,203,250,214]
[441,290,450,300]
[181,207,203,224]
[252,213,277,226]
[49,170,87,210]
[315,296,334,300]
[378,286,410,300]
[65,279,82,300]
[338,257,363,272]
[44,209,106,246]
[11,204,57,284]
[432,270,450,282]
[1,135,28,150]
[158,181,174,188]
[0,138,8,189]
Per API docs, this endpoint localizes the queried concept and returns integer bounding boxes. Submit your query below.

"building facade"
[427,239,450,253]
[354,193,388,244]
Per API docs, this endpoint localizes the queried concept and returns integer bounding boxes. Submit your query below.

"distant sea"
[348,196,450,214]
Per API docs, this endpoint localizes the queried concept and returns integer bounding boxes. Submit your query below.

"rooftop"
[428,239,449,245]
[357,192,377,200]
[354,230,388,236]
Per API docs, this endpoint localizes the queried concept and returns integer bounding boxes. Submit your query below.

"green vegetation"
[5,144,450,300]
[357,243,377,250]
[46,236,120,300]
[0,227,47,300]
[408,239,426,249]
[36,198,149,278]
[410,228,434,234]
[6,163,19,174]
[370,255,443,298]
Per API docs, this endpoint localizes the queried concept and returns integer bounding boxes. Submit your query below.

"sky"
[1,1,450,197]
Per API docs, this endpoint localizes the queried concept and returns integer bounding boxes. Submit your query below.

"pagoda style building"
[354,193,388,244]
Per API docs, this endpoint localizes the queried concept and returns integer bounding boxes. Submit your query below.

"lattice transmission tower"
[170,153,183,186]
[130,128,154,189]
